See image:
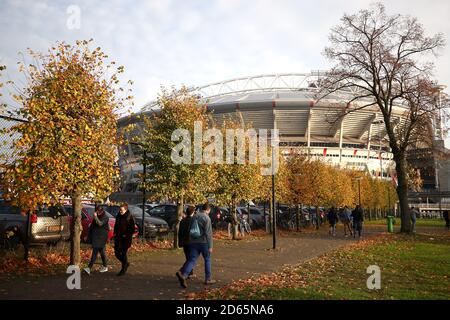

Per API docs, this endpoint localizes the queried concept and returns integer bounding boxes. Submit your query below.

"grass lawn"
[364,218,445,227]
[194,231,450,300]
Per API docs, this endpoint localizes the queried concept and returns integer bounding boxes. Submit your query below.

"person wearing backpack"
[178,205,195,278]
[176,203,216,288]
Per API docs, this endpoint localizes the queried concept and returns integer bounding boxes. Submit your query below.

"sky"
[1,0,449,135]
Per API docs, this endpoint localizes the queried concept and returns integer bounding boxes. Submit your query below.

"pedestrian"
[341,205,353,237]
[114,203,135,276]
[178,205,195,279]
[328,206,338,236]
[351,205,364,239]
[410,207,419,233]
[83,205,110,275]
[443,210,450,230]
[176,203,216,288]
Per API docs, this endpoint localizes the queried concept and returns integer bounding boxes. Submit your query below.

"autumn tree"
[2,40,130,265]
[330,167,356,208]
[321,3,447,232]
[135,87,215,248]
[214,116,263,239]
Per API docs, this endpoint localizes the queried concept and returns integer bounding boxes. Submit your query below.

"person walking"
[114,203,135,276]
[410,207,419,233]
[328,206,338,236]
[176,203,216,288]
[341,205,353,237]
[351,205,364,239]
[178,205,195,279]
[83,206,110,275]
[443,210,449,230]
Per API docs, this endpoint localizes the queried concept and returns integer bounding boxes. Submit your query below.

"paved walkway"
[0,226,385,300]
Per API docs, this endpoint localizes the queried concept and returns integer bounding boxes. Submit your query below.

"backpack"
[189,217,202,239]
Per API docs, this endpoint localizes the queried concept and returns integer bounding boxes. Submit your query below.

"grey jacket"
[89,213,110,248]
[189,211,213,249]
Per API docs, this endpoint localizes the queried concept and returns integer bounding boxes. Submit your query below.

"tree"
[135,87,215,248]
[2,40,130,265]
[214,116,262,239]
[321,3,447,232]
[330,167,356,208]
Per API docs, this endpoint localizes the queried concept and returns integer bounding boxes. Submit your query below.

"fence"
[0,114,27,168]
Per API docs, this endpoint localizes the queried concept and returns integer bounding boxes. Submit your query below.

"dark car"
[148,204,178,229]
[219,206,265,229]
[194,204,223,229]
[0,200,70,249]
[100,204,169,238]
[237,207,265,228]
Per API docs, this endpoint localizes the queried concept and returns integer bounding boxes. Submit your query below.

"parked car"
[136,203,160,214]
[194,204,223,228]
[237,207,265,228]
[219,206,265,229]
[148,204,178,228]
[65,204,118,242]
[99,204,169,238]
[0,200,70,249]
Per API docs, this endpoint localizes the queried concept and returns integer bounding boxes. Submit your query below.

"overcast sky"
[1,1,449,121]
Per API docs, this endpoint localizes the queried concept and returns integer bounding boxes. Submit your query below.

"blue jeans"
[88,247,107,268]
[180,243,211,281]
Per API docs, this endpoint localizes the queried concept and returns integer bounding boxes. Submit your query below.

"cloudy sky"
[1,0,449,112]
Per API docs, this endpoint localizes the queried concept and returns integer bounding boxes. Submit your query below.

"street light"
[130,141,147,240]
[271,133,280,250]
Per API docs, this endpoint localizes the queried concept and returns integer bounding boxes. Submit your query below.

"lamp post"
[130,141,147,240]
[271,134,280,250]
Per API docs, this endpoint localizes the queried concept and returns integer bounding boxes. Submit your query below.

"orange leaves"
[2,40,129,210]
[0,240,171,275]
[190,233,390,300]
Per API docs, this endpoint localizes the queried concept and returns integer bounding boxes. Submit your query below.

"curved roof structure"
[135,73,408,147]
[118,72,404,186]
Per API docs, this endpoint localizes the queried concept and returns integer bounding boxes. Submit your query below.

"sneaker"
[99,266,108,273]
[83,267,91,275]
[176,271,187,288]
[204,279,217,285]
[117,269,125,276]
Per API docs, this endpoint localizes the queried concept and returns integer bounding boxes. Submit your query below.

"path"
[0,226,385,300]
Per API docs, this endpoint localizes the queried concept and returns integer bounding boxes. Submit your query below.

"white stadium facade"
[117,72,409,192]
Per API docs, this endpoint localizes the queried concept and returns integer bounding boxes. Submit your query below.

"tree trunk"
[231,200,239,240]
[70,191,82,266]
[173,195,184,249]
[394,154,411,233]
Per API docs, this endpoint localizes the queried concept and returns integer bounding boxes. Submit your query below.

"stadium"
[118,71,409,192]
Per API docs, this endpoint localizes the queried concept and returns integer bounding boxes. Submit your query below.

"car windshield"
[129,206,152,218]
